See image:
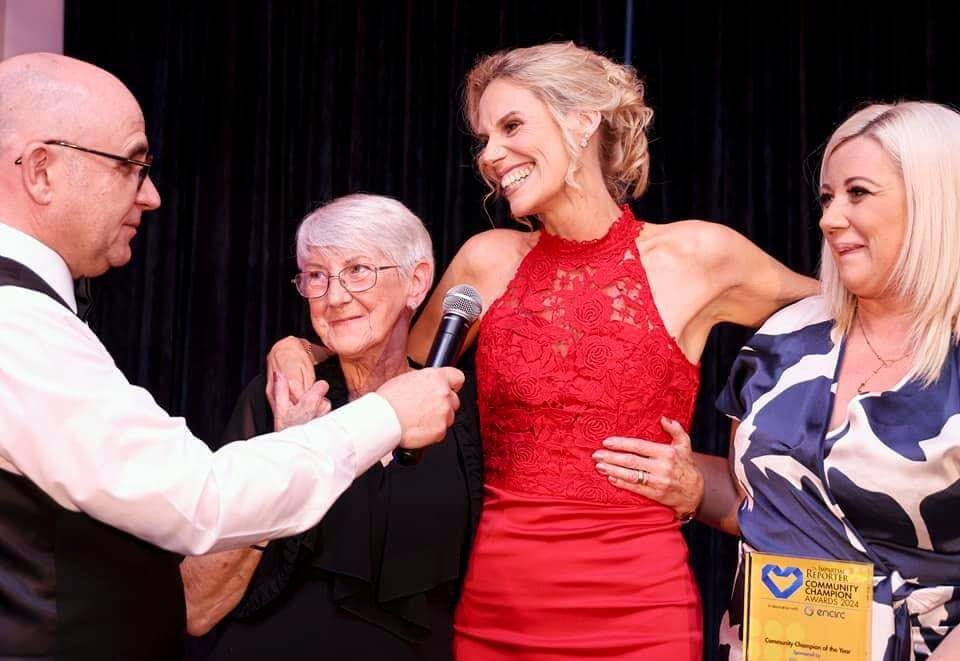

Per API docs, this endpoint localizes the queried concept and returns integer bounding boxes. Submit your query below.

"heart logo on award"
[760,564,804,599]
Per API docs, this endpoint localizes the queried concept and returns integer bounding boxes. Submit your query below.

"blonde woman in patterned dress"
[599,102,960,660]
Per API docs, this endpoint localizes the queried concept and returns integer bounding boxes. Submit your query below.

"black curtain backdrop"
[63,2,960,657]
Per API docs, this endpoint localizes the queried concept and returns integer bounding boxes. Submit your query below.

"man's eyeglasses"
[14,140,153,191]
[292,264,401,299]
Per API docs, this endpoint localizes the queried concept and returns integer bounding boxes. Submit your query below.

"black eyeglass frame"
[292,264,402,299]
[14,140,153,190]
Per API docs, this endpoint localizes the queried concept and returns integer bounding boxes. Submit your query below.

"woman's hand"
[265,336,329,403]
[269,372,332,432]
[593,417,704,520]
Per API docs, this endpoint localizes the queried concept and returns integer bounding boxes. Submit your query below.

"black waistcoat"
[0,256,185,660]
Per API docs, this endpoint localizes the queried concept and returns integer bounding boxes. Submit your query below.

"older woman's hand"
[266,336,330,403]
[592,417,704,520]
[269,372,332,432]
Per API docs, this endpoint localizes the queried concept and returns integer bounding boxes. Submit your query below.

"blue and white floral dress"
[717,296,960,661]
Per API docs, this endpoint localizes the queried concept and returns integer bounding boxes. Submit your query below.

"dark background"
[64,1,960,657]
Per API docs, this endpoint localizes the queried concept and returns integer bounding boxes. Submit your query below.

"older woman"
[180,194,482,660]
[598,101,960,660]
[270,42,816,659]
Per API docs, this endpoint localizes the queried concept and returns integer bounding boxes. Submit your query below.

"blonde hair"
[819,101,960,385]
[463,41,654,203]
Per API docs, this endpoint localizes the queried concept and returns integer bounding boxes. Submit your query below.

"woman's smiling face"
[304,247,410,361]
[475,78,575,218]
[819,135,908,300]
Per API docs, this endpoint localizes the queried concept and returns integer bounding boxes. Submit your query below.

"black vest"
[0,256,185,660]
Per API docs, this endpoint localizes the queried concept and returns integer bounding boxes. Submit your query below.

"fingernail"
[607,476,618,484]
[602,439,613,447]
[591,451,601,460]
[595,463,607,473]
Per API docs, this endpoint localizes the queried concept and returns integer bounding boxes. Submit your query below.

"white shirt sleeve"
[0,288,402,555]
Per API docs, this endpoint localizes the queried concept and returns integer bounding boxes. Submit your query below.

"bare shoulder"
[450,229,539,282]
[410,227,536,362]
[456,228,536,272]
[640,219,748,265]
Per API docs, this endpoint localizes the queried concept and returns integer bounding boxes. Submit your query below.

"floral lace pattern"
[475,206,700,505]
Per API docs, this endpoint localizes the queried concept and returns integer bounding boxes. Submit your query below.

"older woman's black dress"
[198,359,482,660]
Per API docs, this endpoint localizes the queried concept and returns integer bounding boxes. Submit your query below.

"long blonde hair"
[819,101,960,385]
[463,42,654,203]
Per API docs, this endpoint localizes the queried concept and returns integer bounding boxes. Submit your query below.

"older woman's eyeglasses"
[14,140,153,191]
[292,264,401,299]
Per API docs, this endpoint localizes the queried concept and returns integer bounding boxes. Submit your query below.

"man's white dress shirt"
[0,222,402,555]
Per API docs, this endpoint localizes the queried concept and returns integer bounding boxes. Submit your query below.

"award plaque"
[743,551,873,660]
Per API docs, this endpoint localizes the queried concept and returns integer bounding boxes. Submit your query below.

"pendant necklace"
[855,312,910,395]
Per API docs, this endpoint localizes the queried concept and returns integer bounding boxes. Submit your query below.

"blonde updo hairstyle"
[464,41,654,203]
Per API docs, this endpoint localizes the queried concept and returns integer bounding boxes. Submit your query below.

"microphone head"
[442,284,482,324]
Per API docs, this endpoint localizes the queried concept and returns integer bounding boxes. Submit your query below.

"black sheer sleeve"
[217,369,337,618]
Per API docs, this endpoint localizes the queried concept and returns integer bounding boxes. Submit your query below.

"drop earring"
[580,133,590,149]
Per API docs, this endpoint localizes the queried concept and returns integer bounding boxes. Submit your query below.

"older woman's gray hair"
[296,194,434,277]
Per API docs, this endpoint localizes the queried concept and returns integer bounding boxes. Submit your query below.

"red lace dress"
[453,207,703,660]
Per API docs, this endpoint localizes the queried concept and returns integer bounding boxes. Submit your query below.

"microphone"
[394,284,483,465]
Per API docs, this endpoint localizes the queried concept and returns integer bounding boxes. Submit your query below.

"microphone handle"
[394,313,469,466]
[425,313,470,367]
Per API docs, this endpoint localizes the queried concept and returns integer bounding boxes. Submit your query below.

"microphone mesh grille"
[442,284,483,323]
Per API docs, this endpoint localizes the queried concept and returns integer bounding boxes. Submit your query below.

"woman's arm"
[407,241,479,365]
[180,546,265,636]
[694,422,745,536]
[700,223,818,328]
[409,228,528,365]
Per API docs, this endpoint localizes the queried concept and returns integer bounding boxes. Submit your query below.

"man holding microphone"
[0,52,462,659]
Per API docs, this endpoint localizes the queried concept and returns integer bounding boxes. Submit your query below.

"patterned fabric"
[475,205,700,505]
[716,296,960,661]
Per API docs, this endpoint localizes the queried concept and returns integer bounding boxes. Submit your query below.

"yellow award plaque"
[742,551,873,661]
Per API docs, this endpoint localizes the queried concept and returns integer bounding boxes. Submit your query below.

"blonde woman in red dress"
[271,42,815,659]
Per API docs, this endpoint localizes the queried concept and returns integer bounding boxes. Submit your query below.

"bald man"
[0,53,463,659]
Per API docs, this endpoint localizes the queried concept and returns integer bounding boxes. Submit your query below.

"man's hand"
[376,367,465,449]
[270,372,332,432]
[266,336,329,403]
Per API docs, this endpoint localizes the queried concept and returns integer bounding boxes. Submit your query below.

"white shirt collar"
[0,222,78,313]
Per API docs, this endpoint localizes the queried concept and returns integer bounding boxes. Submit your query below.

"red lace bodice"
[474,206,700,506]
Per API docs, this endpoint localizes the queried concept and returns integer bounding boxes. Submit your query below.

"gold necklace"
[855,313,910,394]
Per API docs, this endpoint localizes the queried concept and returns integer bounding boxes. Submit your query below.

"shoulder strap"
[0,255,73,313]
